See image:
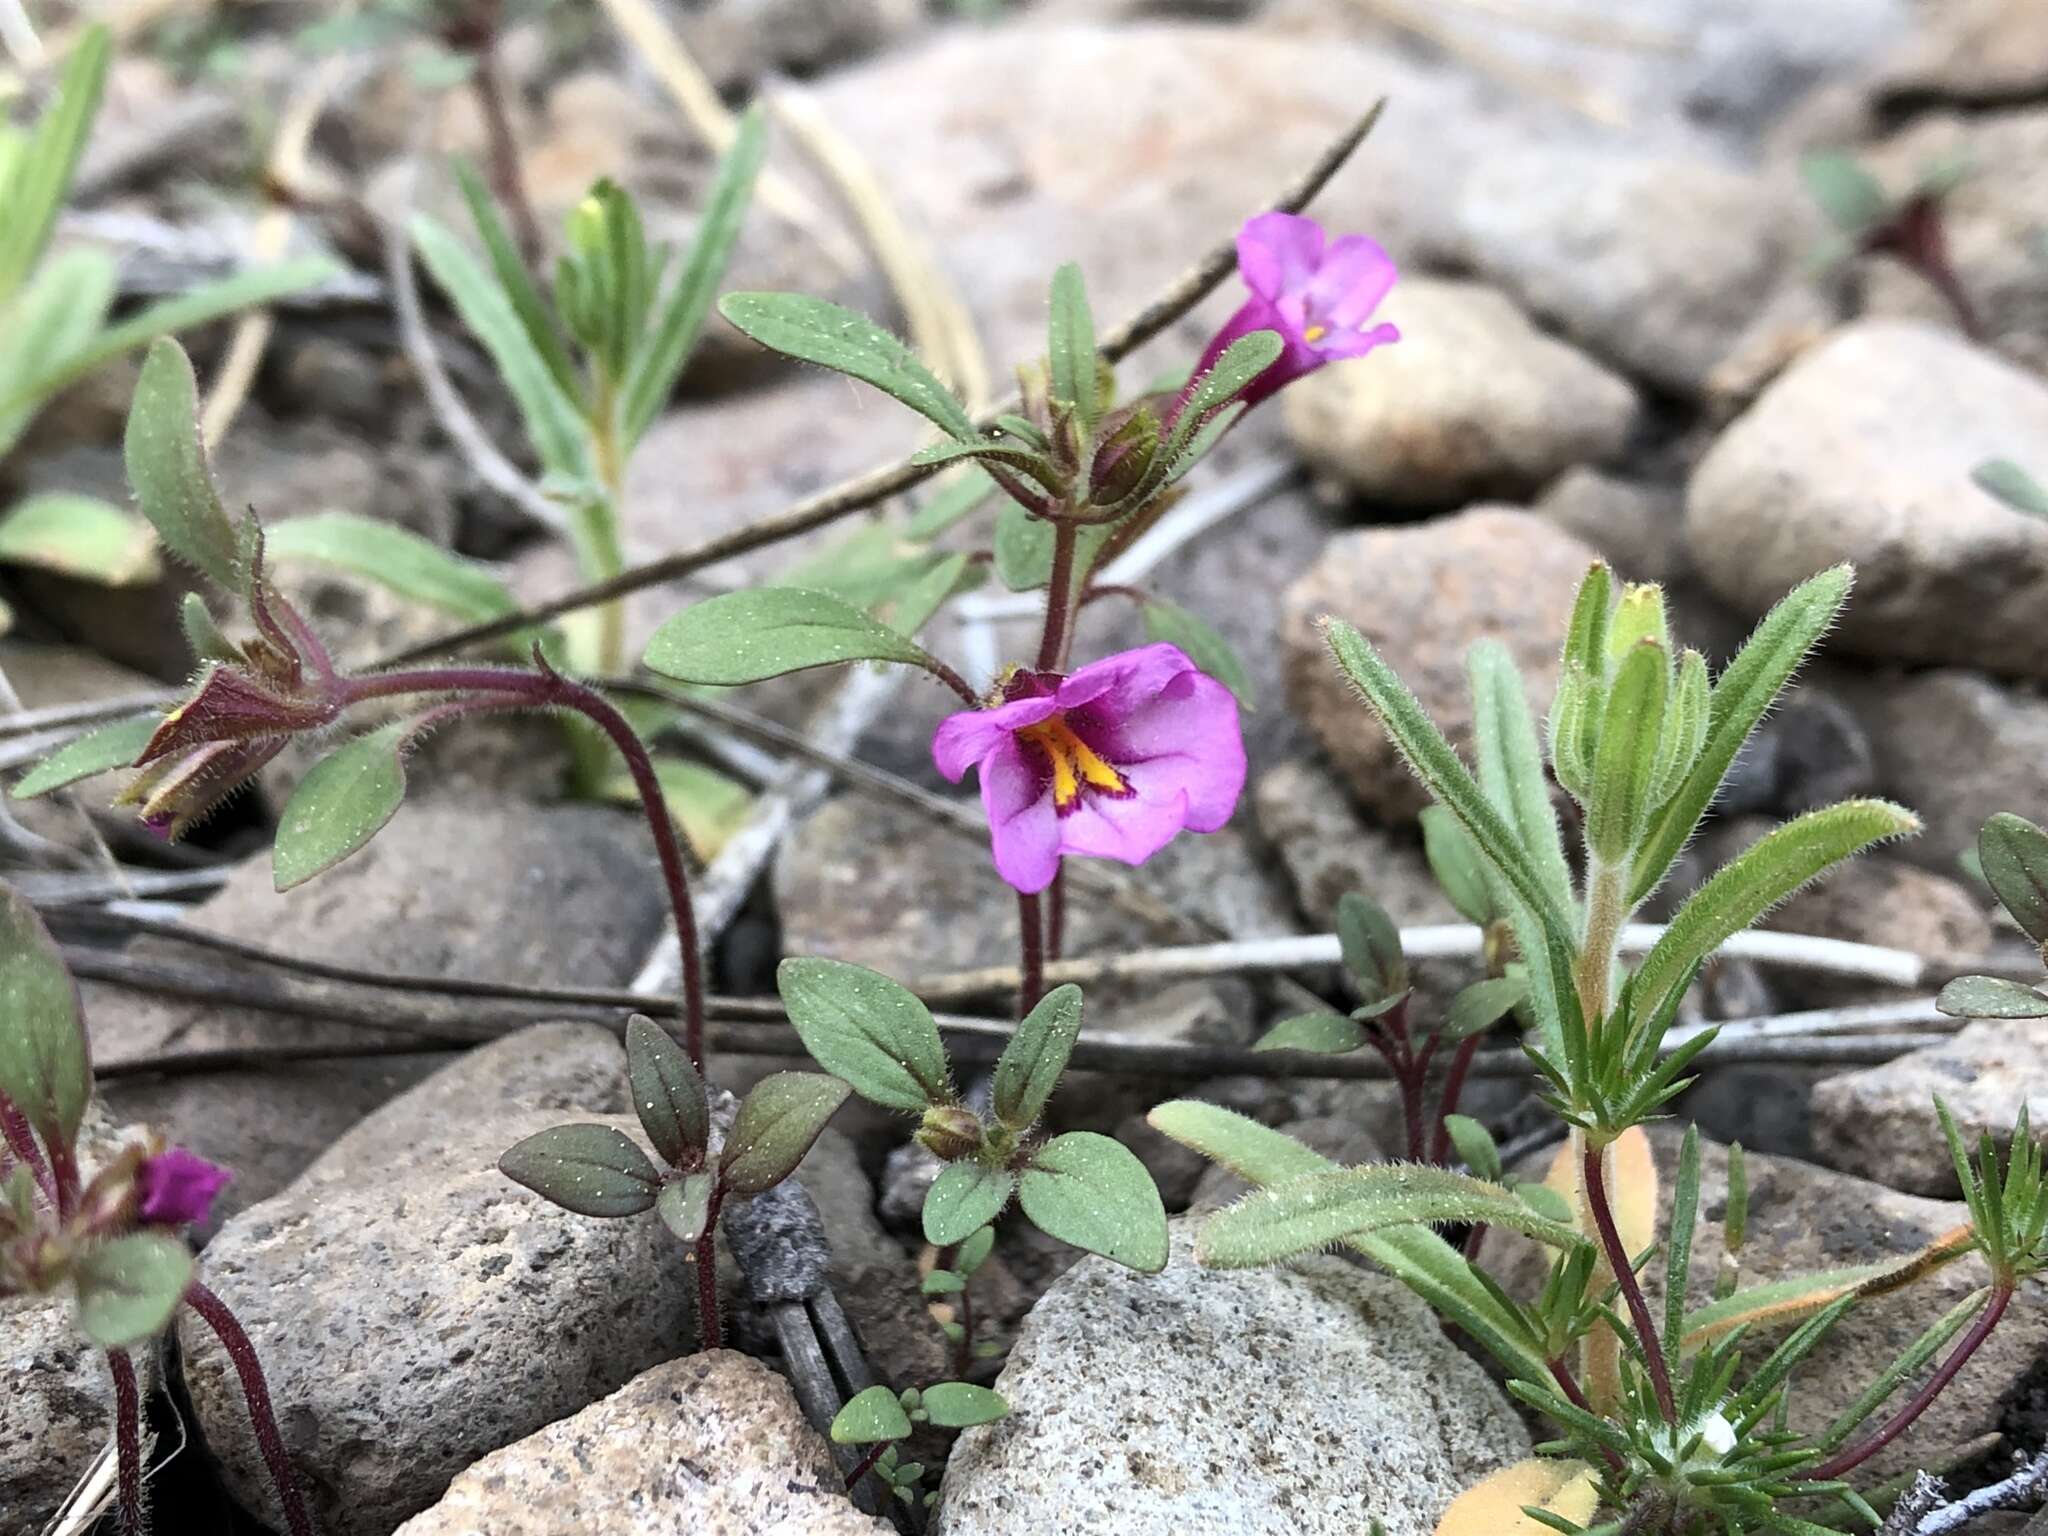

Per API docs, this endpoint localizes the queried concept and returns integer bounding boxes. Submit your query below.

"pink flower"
[135,1147,231,1228]
[1180,211,1401,416]
[933,644,1247,894]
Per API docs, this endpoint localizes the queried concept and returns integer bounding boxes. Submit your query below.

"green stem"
[1575,860,1629,1031]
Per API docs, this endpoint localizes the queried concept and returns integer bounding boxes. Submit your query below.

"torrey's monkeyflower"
[134,1146,232,1228]
[933,643,1246,894]
[1178,211,1400,417]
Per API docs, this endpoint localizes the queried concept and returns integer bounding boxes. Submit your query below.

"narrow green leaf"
[1166,330,1282,454]
[1419,806,1495,926]
[1046,262,1098,427]
[922,1382,1008,1429]
[655,1171,715,1243]
[0,27,108,301]
[1017,1131,1168,1273]
[1337,890,1407,1002]
[499,1123,661,1216]
[625,1015,709,1168]
[1197,1164,1585,1268]
[832,1384,913,1444]
[1443,1115,1501,1181]
[923,1162,1017,1247]
[1585,640,1668,864]
[921,1268,964,1294]
[453,159,577,402]
[1977,812,2048,947]
[0,880,90,1145]
[412,214,591,477]
[1799,151,1889,235]
[0,249,115,455]
[1974,459,2048,521]
[13,715,157,799]
[124,340,244,592]
[1634,800,1919,1021]
[623,110,766,443]
[1141,599,1256,708]
[1251,1012,1369,1055]
[644,587,943,687]
[1664,1125,1700,1359]
[991,983,1082,1130]
[180,593,240,664]
[1937,975,2048,1020]
[1445,975,1527,1040]
[72,1232,193,1348]
[776,957,952,1113]
[272,723,410,892]
[718,292,976,441]
[1630,566,1852,907]
[1467,641,1572,915]
[718,1072,851,1195]
[1560,561,1613,677]
[262,512,518,625]
[905,467,998,540]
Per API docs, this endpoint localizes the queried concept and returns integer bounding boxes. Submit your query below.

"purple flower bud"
[134,1146,231,1228]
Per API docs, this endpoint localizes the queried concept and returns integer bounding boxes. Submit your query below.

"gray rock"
[390,1350,891,1535]
[1280,507,1597,823]
[1283,279,1641,508]
[667,0,921,90]
[1841,668,2048,870]
[1536,467,1688,585]
[182,1106,696,1536]
[1766,854,1992,1006]
[1253,757,1461,929]
[1687,321,2048,676]
[1869,0,2048,113]
[1452,148,1804,396]
[91,804,665,1226]
[1711,683,1877,819]
[1810,1021,2048,1196]
[932,1221,1527,1536]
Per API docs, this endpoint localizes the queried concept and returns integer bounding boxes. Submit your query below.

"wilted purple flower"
[1179,211,1400,416]
[933,644,1246,894]
[135,1146,231,1227]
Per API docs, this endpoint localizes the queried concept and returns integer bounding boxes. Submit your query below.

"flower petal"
[1317,320,1402,361]
[1084,670,1247,832]
[1056,643,1199,719]
[1309,234,1400,329]
[136,1146,233,1227]
[1236,211,1326,303]
[931,694,1060,782]
[978,736,1061,894]
[1055,779,1192,867]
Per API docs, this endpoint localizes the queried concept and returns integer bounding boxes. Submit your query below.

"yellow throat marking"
[1019,714,1129,811]
[1303,323,1329,342]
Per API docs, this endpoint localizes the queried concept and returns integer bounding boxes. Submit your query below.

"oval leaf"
[1337,890,1407,1001]
[124,340,244,592]
[0,493,159,584]
[1419,806,1495,926]
[1979,812,2048,947]
[626,1016,710,1168]
[656,1171,716,1244]
[0,881,91,1145]
[1252,1012,1369,1055]
[718,292,976,441]
[923,1161,1016,1248]
[720,1072,851,1196]
[831,1383,913,1445]
[921,1381,1008,1429]
[991,983,1082,1130]
[1937,975,2048,1020]
[72,1232,194,1348]
[273,723,409,892]
[645,587,941,687]
[777,957,951,1113]
[1444,975,1528,1041]
[1199,1163,1586,1270]
[1017,1131,1167,1274]
[264,512,518,625]
[499,1123,661,1216]
[13,714,157,799]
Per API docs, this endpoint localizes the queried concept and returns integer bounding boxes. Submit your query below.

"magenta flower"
[1180,211,1400,416]
[933,644,1247,895]
[135,1146,232,1228]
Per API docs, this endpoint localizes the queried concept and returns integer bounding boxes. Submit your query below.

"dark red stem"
[1549,1355,1626,1476]
[1584,1141,1677,1423]
[844,1441,891,1491]
[1046,865,1067,963]
[1017,891,1045,1019]
[697,1179,726,1352]
[1037,523,1079,671]
[463,0,544,268]
[185,1281,315,1536]
[107,1348,145,1534]
[1811,1282,2013,1482]
[0,1098,56,1208]
[45,1133,80,1218]
[1429,1033,1484,1164]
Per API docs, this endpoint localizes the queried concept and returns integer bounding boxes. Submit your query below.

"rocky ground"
[4,0,2047,1531]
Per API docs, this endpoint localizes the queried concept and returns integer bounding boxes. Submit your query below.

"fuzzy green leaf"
[499,1123,661,1216]
[0,494,158,585]
[1017,1131,1167,1273]
[1252,1012,1369,1055]
[625,1016,709,1168]
[655,1171,715,1244]
[719,292,976,441]
[12,715,156,799]
[272,723,409,892]
[262,512,519,625]
[1141,599,1256,709]
[1419,807,1495,926]
[923,1162,1017,1247]
[719,1072,851,1195]
[0,881,90,1146]
[776,957,952,1113]
[645,587,942,686]
[1974,459,2048,521]
[124,340,244,592]
[1978,812,2048,947]
[832,1384,913,1444]
[1337,890,1407,1002]
[1197,1163,1585,1269]
[453,160,576,401]
[1937,975,2048,1020]
[0,28,108,301]
[1166,330,1282,454]
[1445,975,1527,1040]
[992,983,1082,1130]
[922,1382,1008,1429]
[1467,641,1572,915]
[1046,261,1098,427]
[72,1232,193,1348]
[1443,1115,1501,1181]
[1585,639,1668,864]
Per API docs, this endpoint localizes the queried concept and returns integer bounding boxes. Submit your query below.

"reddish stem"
[107,1348,145,1535]
[185,1281,315,1536]
[0,1098,56,1208]
[45,1133,80,1218]
[1548,1355,1626,1476]
[1017,891,1045,1019]
[696,1179,726,1352]
[1037,523,1080,671]
[1429,1033,1484,1164]
[844,1441,891,1491]
[1584,1141,1677,1423]
[1811,1282,2013,1482]
[1046,864,1067,963]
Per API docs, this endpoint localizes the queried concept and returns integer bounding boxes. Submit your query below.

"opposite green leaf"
[262,512,519,625]
[1445,975,1528,1040]
[1141,599,1256,709]
[832,1384,913,1444]
[718,292,977,442]
[644,588,943,687]
[1419,806,1496,927]
[1937,975,2048,1020]
[124,340,244,592]
[1046,262,1098,428]
[625,1015,709,1168]
[0,881,90,1146]
[498,1123,661,1217]
[777,957,952,1113]
[991,983,1082,1130]
[719,1072,850,1195]
[1252,1012,1369,1055]
[1337,890,1408,1003]
[924,1161,1017,1247]
[13,714,157,799]
[656,1171,716,1243]
[1443,1115,1501,1181]
[273,722,410,892]
[1017,1131,1168,1273]
[1978,812,2048,947]
[0,494,159,584]
[72,1232,193,1348]
[922,1382,1009,1429]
